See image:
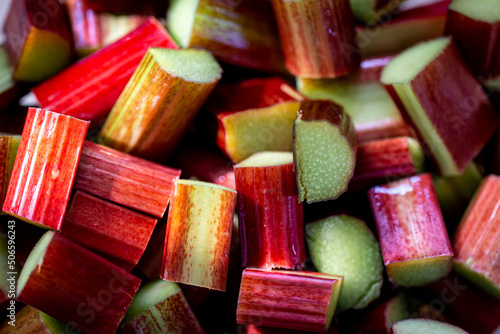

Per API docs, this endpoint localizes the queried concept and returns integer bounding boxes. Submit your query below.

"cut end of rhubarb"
[40,312,67,333]
[381,37,450,84]
[122,279,181,324]
[350,0,405,23]
[387,255,453,287]
[17,231,55,296]
[236,151,293,168]
[294,118,356,203]
[453,261,500,299]
[449,0,500,23]
[306,215,383,311]
[176,179,236,193]
[407,137,425,173]
[391,319,468,334]
[167,0,199,47]
[150,48,222,84]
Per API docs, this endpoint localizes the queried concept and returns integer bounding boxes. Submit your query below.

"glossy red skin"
[446,9,500,79]
[271,0,360,78]
[352,137,418,189]
[453,175,500,291]
[384,40,497,175]
[17,232,141,334]
[235,161,305,269]
[3,108,89,231]
[3,0,72,69]
[416,274,500,334]
[62,191,158,272]
[368,174,453,265]
[66,0,101,52]
[31,18,178,126]
[172,146,235,190]
[73,141,181,218]
[237,269,341,332]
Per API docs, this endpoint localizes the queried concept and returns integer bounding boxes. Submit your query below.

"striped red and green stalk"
[61,191,158,272]
[234,152,305,270]
[271,0,360,78]
[0,135,20,212]
[118,280,204,334]
[31,18,178,126]
[98,48,222,162]
[3,108,89,231]
[73,141,181,218]
[368,174,453,287]
[351,137,424,189]
[453,175,500,298]
[168,0,285,73]
[236,269,343,332]
[162,180,237,291]
[16,231,141,334]
[3,0,72,82]
[207,77,303,163]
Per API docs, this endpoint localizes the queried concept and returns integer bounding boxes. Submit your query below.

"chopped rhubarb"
[0,135,20,212]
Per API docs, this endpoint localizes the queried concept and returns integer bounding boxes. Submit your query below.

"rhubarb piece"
[84,0,135,13]
[368,174,453,287]
[208,77,302,163]
[391,319,468,334]
[0,46,17,111]
[350,0,404,23]
[171,145,235,189]
[381,37,497,176]
[452,175,500,298]
[3,0,72,82]
[297,58,411,143]
[356,293,412,334]
[293,100,357,203]
[3,108,88,230]
[31,18,178,126]
[162,180,237,291]
[306,215,383,311]
[99,48,222,161]
[0,135,19,212]
[357,0,449,57]
[119,279,204,334]
[352,137,425,189]
[0,305,66,333]
[61,191,157,271]
[433,163,482,225]
[73,141,181,218]
[237,269,342,332]
[67,0,146,57]
[17,231,141,334]
[167,0,284,73]
[271,0,360,78]
[445,0,500,79]
[235,152,305,270]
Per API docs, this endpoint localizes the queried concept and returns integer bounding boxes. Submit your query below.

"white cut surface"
[449,0,500,23]
[150,48,222,84]
[381,37,450,84]
[392,319,469,334]
[167,0,200,47]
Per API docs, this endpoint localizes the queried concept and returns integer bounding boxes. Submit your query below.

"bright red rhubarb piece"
[236,269,343,332]
[445,0,500,80]
[234,152,305,270]
[67,0,146,57]
[162,180,237,291]
[452,175,500,298]
[368,174,453,287]
[3,108,88,231]
[73,141,181,218]
[271,0,360,78]
[357,0,450,57]
[31,18,178,126]
[0,135,20,212]
[167,0,285,73]
[61,191,158,272]
[207,77,303,163]
[351,137,424,189]
[3,0,72,82]
[16,231,141,334]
